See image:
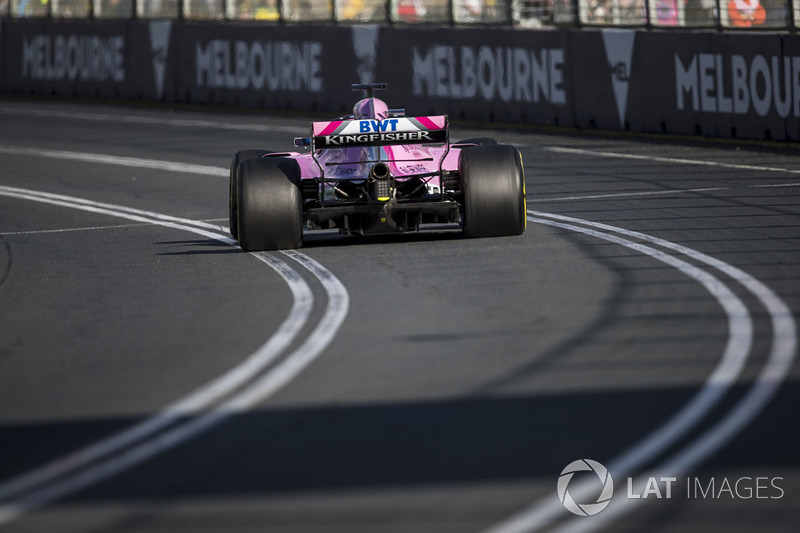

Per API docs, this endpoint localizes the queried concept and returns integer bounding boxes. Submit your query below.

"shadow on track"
[152,226,467,254]
[0,380,797,505]
[300,225,466,249]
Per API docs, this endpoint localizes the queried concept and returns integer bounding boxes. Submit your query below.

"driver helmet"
[353,98,389,120]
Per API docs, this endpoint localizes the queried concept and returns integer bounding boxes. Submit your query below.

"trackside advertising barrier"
[178,23,357,110]
[378,27,574,127]
[624,31,800,141]
[1,20,798,142]
[3,19,134,99]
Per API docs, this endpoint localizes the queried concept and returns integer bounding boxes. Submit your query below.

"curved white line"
[533,212,797,533]
[0,187,311,500]
[485,212,795,533]
[0,187,349,525]
[0,248,349,526]
[0,187,232,244]
[0,186,228,235]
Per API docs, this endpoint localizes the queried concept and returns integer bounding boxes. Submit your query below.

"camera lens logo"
[558,459,614,516]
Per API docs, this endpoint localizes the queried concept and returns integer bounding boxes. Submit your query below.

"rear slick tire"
[237,157,303,251]
[229,150,272,239]
[460,144,526,238]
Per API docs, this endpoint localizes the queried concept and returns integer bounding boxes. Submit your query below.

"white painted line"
[0,106,304,135]
[539,212,796,533]
[528,180,798,205]
[531,182,800,203]
[0,146,227,177]
[0,187,232,244]
[0,186,309,503]
[543,146,800,175]
[750,182,800,189]
[0,223,148,236]
[0,187,349,525]
[227,249,350,408]
[0,246,348,527]
[530,187,727,203]
[0,186,227,236]
[485,212,796,533]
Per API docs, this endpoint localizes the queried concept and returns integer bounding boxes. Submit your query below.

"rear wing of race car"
[305,115,450,182]
[309,116,448,149]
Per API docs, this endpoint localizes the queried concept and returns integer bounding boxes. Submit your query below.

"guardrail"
[2,0,798,31]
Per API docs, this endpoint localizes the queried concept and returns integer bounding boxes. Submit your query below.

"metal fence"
[1,0,797,30]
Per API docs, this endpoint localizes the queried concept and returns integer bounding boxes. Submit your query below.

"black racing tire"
[229,150,273,239]
[237,157,303,251]
[460,144,526,238]
[454,137,498,147]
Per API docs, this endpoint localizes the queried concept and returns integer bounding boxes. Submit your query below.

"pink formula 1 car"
[229,83,526,251]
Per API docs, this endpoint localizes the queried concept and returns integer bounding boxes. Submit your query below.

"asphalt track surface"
[0,100,798,533]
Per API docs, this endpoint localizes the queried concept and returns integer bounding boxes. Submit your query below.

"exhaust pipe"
[369,162,390,180]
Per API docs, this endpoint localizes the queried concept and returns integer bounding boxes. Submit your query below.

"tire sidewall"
[229,150,273,239]
[237,157,303,251]
[460,144,525,238]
